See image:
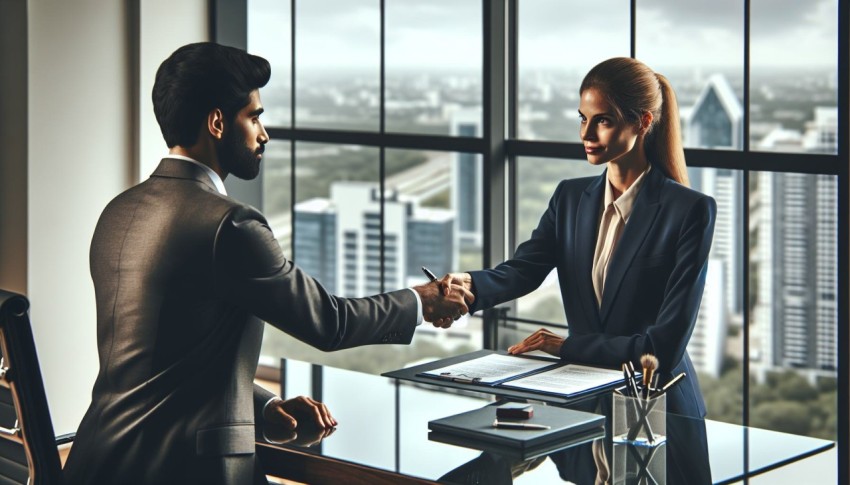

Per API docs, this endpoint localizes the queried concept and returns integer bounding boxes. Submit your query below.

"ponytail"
[580,58,690,187]
[646,74,689,187]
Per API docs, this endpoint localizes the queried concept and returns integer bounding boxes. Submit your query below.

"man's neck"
[169,145,226,180]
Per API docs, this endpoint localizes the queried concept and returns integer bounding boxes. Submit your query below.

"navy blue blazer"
[469,166,716,418]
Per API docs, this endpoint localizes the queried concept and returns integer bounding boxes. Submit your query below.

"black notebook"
[428,403,605,460]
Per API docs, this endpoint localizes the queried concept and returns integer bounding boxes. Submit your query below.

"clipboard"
[382,349,625,405]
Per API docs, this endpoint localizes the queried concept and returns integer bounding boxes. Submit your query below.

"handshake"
[412,270,475,329]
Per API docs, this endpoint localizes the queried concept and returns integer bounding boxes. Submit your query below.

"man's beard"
[217,128,263,180]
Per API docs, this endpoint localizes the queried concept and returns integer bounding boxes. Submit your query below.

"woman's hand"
[438,273,475,302]
[507,328,565,357]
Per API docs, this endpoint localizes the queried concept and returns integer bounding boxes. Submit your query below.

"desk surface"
[256,359,834,485]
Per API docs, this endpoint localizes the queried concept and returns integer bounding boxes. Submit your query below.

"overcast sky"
[248,0,837,72]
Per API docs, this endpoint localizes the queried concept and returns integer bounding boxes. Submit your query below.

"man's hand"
[262,421,336,447]
[263,395,336,431]
[413,280,474,328]
[507,328,564,357]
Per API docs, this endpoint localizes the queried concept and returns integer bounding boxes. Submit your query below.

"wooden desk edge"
[256,442,438,485]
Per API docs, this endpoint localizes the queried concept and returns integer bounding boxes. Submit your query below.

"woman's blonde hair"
[579,57,689,186]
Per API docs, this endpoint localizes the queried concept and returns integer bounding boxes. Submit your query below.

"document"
[420,353,559,385]
[500,364,624,396]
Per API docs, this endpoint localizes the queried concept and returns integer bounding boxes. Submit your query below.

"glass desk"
[256,360,835,484]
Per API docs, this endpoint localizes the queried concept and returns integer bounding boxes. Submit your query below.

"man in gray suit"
[63,42,471,485]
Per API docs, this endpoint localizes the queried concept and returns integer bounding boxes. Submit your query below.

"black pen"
[421,266,438,282]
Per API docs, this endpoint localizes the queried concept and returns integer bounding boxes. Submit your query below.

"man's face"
[218,89,268,180]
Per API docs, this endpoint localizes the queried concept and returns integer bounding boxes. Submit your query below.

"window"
[238,0,846,457]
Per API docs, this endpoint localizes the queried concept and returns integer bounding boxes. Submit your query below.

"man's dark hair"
[153,42,271,148]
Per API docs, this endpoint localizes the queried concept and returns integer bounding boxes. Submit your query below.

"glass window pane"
[750,0,838,154]
[636,0,745,150]
[749,172,837,440]
[261,140,293,257]
[295,0,380,130]
[262,143,380,372]
[512,158,604,328]
[518,0,629,142]
[248,0,292,127]
[687,167,744,426]
[385,0,482,136]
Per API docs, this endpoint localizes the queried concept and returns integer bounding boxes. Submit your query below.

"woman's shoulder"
[659,176,715,205]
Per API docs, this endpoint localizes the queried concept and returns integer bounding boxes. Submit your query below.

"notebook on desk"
[428,403,605,460]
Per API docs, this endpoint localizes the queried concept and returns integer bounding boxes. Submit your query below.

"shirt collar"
[165,154,228,196]
[604,165,652,222]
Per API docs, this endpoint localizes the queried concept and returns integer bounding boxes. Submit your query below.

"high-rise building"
[689,259,727,377]
[293,181,454,297]
[683,74,744,377]
[293,198,337,292]
[751,107,838,373]
[451,109,483,249]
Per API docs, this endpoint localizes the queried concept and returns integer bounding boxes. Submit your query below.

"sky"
[247,0,838,72]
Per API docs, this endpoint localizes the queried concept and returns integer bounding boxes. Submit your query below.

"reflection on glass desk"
[255,360,835,485]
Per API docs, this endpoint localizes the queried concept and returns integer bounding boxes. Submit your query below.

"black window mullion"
[630,0,636,58]
[742,0,751,460]
[379,0,386,294]
[836,0,850,483]
[507,0,518,257]
[290,0,297,261]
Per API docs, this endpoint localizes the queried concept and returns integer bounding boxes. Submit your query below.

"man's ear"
[207,108,225,140]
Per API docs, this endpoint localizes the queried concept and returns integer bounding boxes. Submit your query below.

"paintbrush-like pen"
[640,354,658,400]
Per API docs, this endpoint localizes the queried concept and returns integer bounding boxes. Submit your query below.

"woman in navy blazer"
[443,58,716,418]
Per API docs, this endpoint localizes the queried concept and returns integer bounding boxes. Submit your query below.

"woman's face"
[578,87,642,167]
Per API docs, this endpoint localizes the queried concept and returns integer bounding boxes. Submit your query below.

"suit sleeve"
[253,383,277,422]
[560,195,717,372]
[212,206,417,351]
[468,181,564,312]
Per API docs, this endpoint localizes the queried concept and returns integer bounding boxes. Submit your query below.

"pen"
[492,420,551,430]
[421,266,438,282]
[652,372,686,398]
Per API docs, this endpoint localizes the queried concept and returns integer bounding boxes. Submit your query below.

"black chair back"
[0,290,63,485]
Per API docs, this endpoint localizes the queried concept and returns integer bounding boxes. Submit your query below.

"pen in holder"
[612,387,666,447]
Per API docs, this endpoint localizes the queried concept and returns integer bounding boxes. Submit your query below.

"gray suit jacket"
[63,158,417,485]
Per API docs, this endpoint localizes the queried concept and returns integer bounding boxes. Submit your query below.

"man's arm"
[213,206,470,350]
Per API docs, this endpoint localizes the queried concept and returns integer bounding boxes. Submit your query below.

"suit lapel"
[598,167,663,326]
[575,173,606,333]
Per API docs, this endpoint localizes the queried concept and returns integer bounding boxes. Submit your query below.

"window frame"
[214,1,849,481]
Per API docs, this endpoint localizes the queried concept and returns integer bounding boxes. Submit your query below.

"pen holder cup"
[612,390,666,447]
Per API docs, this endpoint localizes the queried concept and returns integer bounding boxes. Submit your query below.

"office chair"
[0,289,68,485]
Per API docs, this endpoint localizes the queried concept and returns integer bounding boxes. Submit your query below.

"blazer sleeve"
[212,206,417,351]
[561,195,717,372]
[467,181,564,312]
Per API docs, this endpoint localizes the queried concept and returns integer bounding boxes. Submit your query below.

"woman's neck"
[607,148,649,198]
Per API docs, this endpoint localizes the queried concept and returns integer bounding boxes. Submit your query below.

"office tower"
[294,181,455,297]
[451,109,483,249]
[293,198,337,292]
[751,107,838,373]
[406,208,455,283]
[686,74,744,316]
[689,259,727,377]
[683,73,744,376]
[331,183,408,296]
